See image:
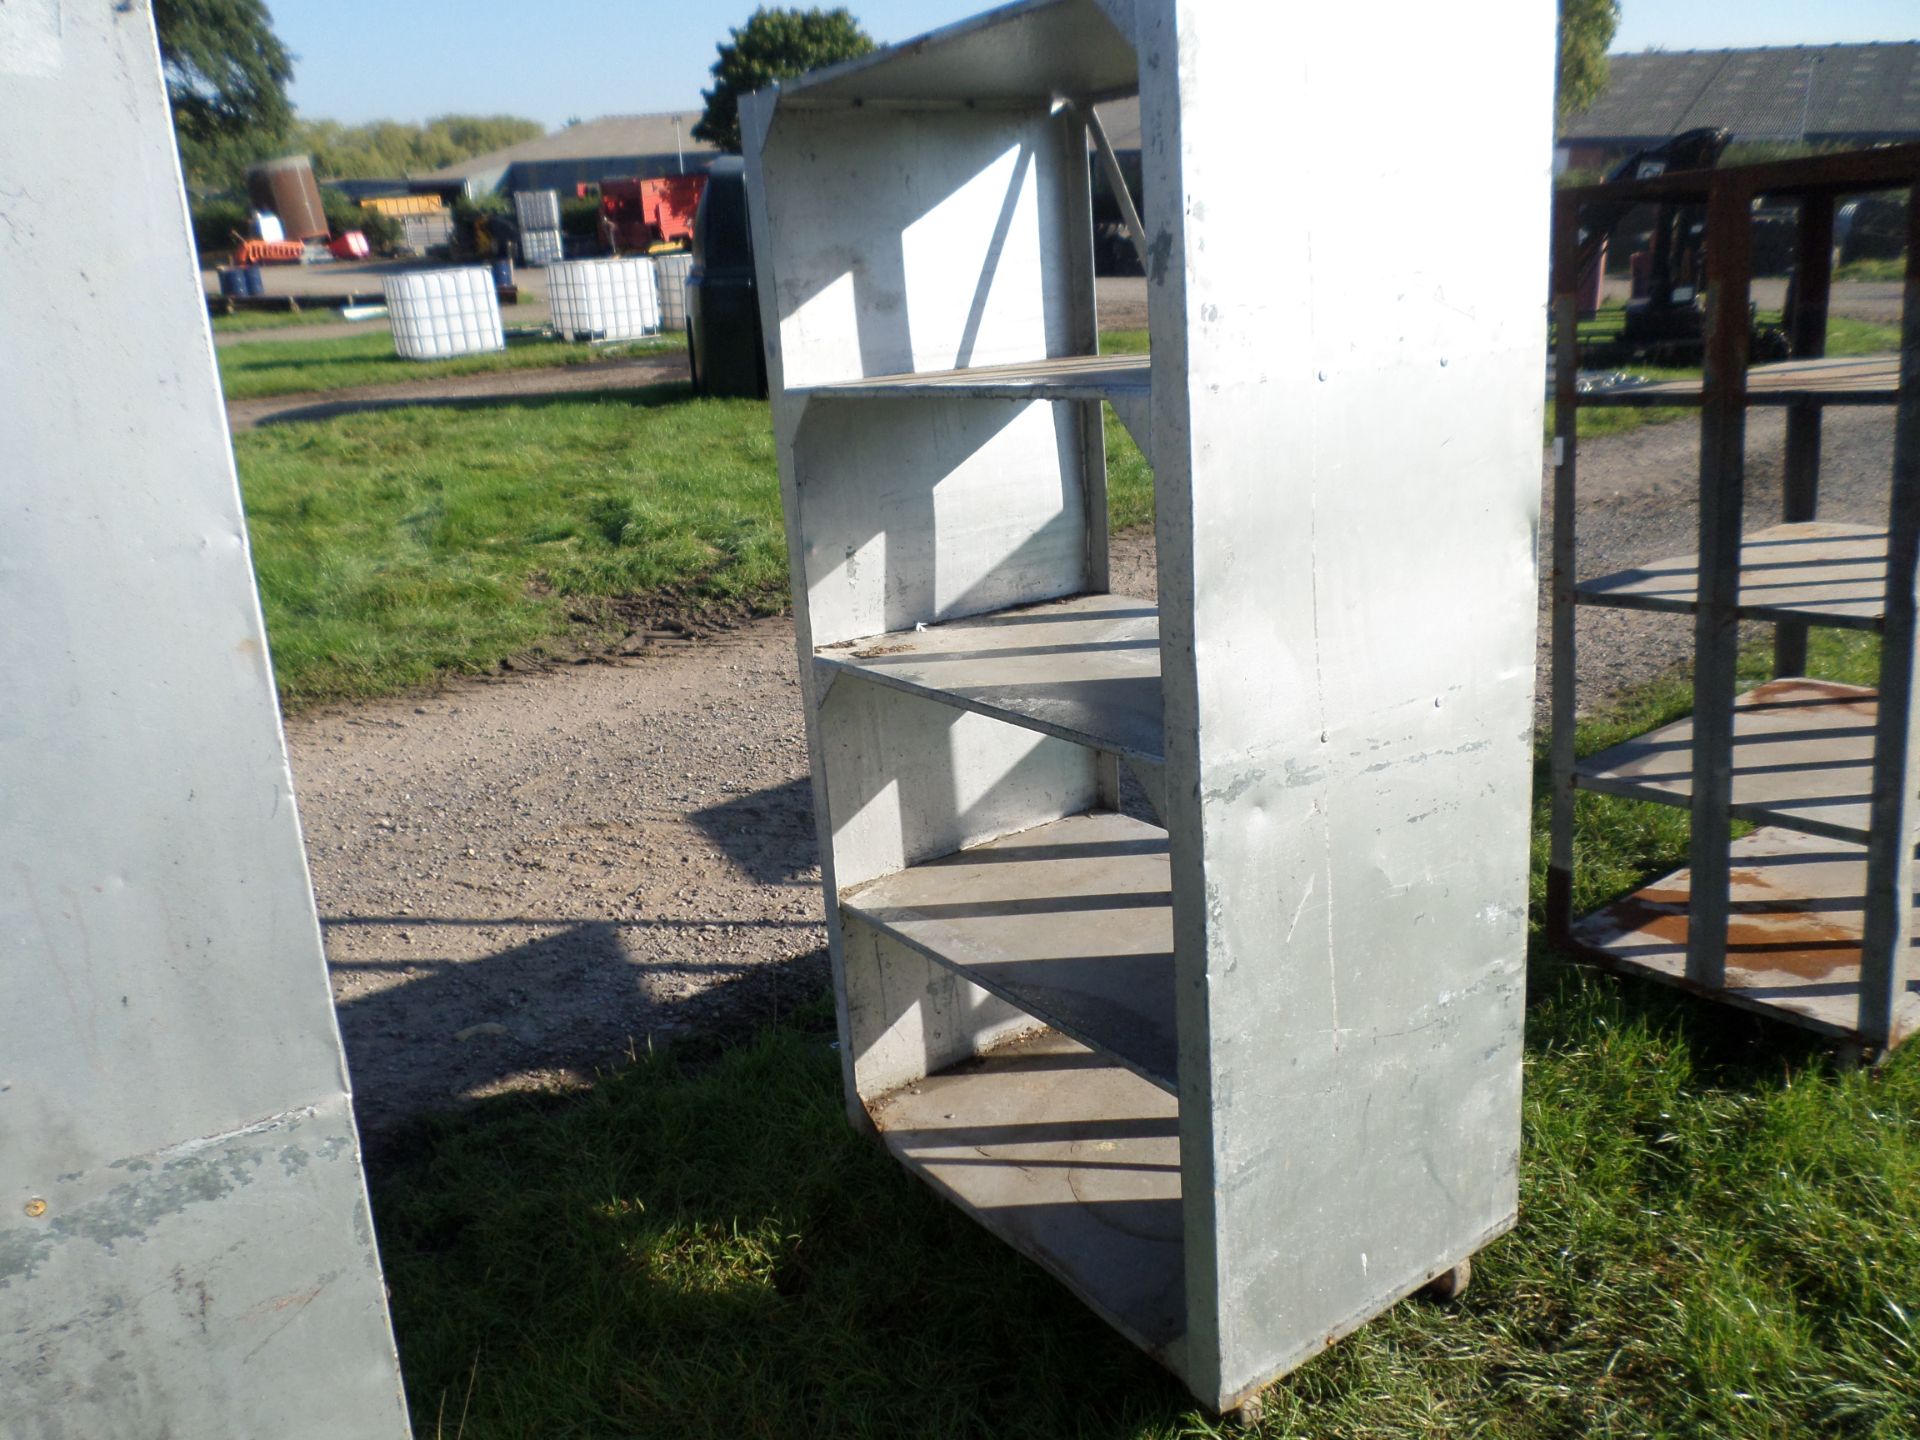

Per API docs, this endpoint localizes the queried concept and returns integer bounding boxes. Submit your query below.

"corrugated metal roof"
[1563,42,1920,144]
[421,113,718,181]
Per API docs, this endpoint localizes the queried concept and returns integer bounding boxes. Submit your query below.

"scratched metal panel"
[1138,0,1550,1408]
[0,6,408,1436]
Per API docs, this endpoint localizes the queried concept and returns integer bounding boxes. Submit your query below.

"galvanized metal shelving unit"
[744,0,1552,1414]
[1547,147,1920,1055]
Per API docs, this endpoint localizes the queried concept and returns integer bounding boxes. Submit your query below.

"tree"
[1557,0,1620,120]
[694,7,875,154]
[292,115,545,179]
[153,0,294,189]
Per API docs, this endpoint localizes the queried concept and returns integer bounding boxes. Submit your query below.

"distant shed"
[421,113,720,196]
[1560,42,1920,170]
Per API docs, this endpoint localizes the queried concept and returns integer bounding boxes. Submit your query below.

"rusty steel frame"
[1549,148,1920,1053]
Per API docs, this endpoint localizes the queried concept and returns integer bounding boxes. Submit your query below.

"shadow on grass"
[246,375,701,430]
[370,930,1886,1440]
[371,976,1198,1440]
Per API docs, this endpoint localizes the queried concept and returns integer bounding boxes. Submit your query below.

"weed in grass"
[374,624,1920,1439]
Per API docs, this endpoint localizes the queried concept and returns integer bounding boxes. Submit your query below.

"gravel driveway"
[292,405,1897,1137]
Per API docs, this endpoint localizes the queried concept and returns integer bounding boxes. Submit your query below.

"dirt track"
[285,391,1896,1136]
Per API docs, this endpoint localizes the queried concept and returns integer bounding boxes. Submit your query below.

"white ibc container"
[520,227,565,266]
[513,189,561,231]
[382,267,505,360]
[548,257,661,342]
[653,251,693,331]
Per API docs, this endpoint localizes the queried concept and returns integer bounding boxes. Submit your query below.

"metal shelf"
[816,594,1163,764]
[1571,826,1920,1045]
[842,811,1177,1092]
[1576,354,1900,408]
[869,1026,1184,1356]
[1575,520,1887,629]
[1576,679,1881,844]
[790,352,1151,404]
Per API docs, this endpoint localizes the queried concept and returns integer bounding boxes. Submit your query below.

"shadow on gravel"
[328,912,825,1146]
[689,777,819,885]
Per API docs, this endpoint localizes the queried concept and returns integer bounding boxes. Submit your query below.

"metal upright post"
[1065,107,1121,813]
[1775,190,1835,678]
[1548,197,1583,942]
[1687,178,1754,988]
[1856,191,1920,1048]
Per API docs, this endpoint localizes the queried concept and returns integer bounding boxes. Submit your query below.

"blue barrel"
[491,255,514,288]
[241,265,266,297]
[216,266,246,297]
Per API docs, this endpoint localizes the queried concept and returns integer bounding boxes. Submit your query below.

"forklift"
[1570,127,1792,366]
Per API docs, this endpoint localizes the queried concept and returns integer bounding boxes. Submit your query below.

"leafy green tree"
[1558,0,1620,120]
[291,115,544,179]
[153,0,294,189]
[694,7,875,153]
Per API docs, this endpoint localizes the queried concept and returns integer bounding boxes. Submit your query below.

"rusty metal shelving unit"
[1547,146,1920,1054]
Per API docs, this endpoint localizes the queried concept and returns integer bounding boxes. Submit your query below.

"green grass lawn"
[1835,257,1907,283]
[236,372,1154,708]
[220,331,684,400]
[373,622,1919,1439]
[211,306,376,334]
[238,384,775,705]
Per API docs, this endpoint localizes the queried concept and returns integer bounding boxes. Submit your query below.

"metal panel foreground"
[743,0,1553,1417]
[0,7,410,1436]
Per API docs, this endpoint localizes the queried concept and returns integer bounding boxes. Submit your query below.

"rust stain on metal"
[1604,880,1863,981]
[1743,678,1879,719]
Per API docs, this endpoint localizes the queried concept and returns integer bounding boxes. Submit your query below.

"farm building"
[1559,41,1920,170]
[424,112,720,196]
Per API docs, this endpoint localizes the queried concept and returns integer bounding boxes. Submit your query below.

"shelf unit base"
[867,1026,1186,1359]
[1570,826,1920,1046]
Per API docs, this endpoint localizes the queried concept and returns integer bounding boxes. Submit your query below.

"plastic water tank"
[513,190,561,232]
[548,257,661,342]
[653,252,693,331]
[382,268,505,361]
[520,228,565,267]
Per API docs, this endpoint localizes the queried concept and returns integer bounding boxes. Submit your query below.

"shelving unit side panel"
[790,398,1092,647]
[751,105,1088,389]
[1143,0,1551,1405]
[840,920,1039,1101]
[817,677,1098,891]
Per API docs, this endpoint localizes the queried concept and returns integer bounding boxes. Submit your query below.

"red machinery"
[597,175,707,253]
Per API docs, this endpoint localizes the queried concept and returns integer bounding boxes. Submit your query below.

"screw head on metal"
[24,1199,47,1218]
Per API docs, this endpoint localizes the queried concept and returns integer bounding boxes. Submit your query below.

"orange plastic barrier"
[233,238,306,265]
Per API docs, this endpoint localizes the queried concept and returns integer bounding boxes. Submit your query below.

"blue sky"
[277,0,1920,130]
